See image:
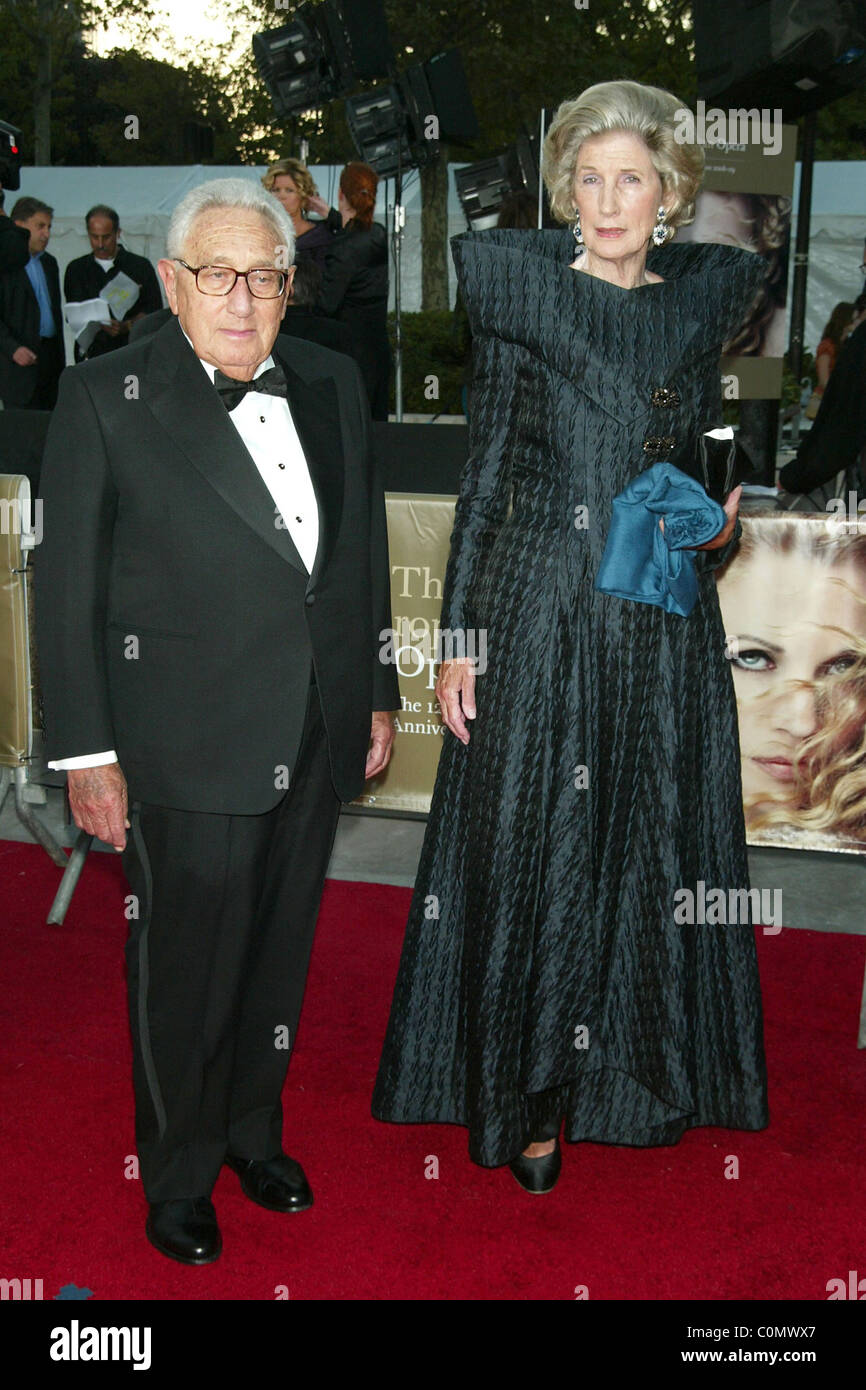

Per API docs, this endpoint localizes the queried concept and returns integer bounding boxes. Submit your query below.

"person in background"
[0,196,64,409]
[314,162,390,421]
[64,204,162,361]
[0,186,30,272]
[854,233,866,303]
[779,307,866,497]
[280,257,358,359]
[262,158,340,271]
[803,301,856,420]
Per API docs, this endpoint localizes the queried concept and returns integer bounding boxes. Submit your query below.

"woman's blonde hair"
[541,79,705,239]
[719,518,866,843]
[262,158,317,208]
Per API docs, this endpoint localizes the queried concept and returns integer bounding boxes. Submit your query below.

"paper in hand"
[100,270,140,319]
[65,298,112,346]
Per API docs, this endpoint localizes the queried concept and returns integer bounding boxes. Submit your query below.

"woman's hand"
[305,193,331,219]
[661,484,742,550]
[435,658,476,745]
[694,483,741,550]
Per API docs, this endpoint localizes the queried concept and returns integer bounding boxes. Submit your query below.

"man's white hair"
[165,177,296,266]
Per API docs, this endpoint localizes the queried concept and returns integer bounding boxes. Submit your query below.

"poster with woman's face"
[716,515,866,851]
[677,192,791,358]
[673,127,796,397]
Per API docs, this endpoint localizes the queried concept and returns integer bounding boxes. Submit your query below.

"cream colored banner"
[354,492,456,813]
[360,499,866,856]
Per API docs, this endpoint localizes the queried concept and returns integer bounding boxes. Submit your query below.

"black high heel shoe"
[507,1138,561,1194]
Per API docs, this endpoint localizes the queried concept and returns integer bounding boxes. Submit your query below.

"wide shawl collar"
[450,227,768,429]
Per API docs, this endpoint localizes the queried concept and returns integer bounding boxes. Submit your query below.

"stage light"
[253,9,349,119]
[345,85,414,178]
[455,157,514,229]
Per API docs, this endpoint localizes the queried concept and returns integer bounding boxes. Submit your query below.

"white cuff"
[48,750,118,770]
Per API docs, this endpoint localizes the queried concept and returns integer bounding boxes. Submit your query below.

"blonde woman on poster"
[717,518,866,848]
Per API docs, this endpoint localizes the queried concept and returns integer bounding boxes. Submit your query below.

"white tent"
[13,159,866,366]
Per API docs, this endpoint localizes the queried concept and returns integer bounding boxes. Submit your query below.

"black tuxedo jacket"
[0,249,65,406]
[36,315,400,813]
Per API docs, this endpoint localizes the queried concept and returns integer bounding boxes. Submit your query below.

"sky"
[89,0,254,66]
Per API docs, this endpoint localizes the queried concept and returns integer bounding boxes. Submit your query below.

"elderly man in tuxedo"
[36,179,399,1265]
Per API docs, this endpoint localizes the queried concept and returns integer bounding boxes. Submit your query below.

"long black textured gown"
[372,227,770,1166]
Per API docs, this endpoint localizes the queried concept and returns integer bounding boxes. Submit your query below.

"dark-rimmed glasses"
[175,260,288,298]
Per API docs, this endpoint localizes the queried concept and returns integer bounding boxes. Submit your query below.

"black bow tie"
[214,364,288,412]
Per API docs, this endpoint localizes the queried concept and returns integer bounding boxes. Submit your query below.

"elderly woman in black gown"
[373,81,769,1193]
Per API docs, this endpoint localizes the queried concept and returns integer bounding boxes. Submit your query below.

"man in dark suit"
[64,203,163,361]
[36,178,399,1265]
[0,196,65,408]
[0,189,31,271]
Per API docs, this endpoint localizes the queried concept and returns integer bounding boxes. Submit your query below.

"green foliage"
[68,50,241,164]
[385,308,471,415]
[812,89,866,160]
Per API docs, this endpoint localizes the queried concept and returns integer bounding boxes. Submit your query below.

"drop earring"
[571,206,584,251]
[652,205,667,247]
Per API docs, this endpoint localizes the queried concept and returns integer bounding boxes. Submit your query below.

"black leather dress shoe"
[146,1197,222,1264]
[507,1139,562,1194]
[224,1152,313,1212]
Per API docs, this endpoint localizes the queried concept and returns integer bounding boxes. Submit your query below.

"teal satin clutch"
[594,461,726,617]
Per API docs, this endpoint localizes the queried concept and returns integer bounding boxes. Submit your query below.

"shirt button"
[277,462,286,469]
[260,415,265,422]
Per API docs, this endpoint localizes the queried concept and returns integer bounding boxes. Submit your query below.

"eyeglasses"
[175,260,288,298]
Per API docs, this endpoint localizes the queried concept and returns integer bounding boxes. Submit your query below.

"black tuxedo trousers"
[122,673,342,1201]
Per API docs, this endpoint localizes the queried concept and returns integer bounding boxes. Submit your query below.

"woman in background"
[717,517,866,847]
[314,162,390,420]
[262,158,340,270]
[807,302,856,418]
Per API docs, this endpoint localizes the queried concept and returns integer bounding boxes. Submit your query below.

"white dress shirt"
[49,335,320,770]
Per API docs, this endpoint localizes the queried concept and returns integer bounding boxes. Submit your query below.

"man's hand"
[102,319,124,337]
[66,762,130,852]
[435,657,476,745]
[365,711,396,779]
[12,345,36,366]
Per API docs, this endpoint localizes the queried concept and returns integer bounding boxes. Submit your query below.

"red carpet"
[1,837,864,1301]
